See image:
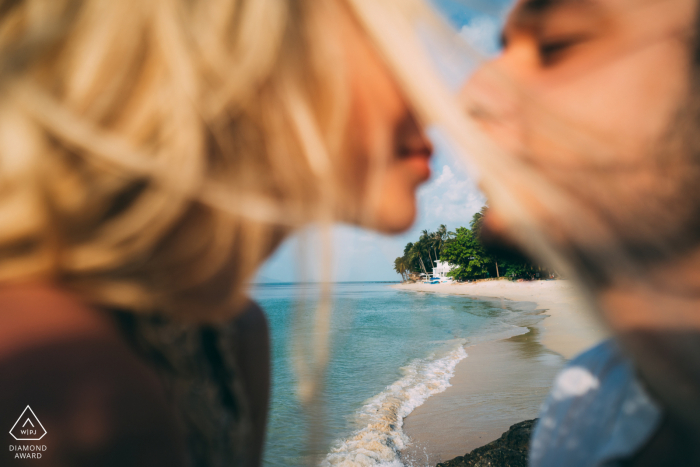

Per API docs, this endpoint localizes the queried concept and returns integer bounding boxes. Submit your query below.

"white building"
[432,260,454,279]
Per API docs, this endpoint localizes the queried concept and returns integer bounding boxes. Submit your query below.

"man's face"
[464,0,700,436]
[464,0,700,271]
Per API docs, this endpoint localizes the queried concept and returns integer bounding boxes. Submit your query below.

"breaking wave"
[321,343,468,467]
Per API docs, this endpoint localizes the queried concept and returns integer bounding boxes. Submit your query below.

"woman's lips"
[399,147,432,181]
[394,113,433,182]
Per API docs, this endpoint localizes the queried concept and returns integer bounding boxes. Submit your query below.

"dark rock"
[435,419,537,467]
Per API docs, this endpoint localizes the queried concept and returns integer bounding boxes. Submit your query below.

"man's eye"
[538,38,581,66]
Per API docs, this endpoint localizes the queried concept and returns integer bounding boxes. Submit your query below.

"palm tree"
[418,230,430,267]
[408,242,429,277]
[394,256,411,282]
[393,257,402,281]
[469,206,500,277]
[429,231,439,262]
[434,224,448,259]
[470,206,488,239]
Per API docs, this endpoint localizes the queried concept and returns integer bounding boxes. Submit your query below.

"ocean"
[252,282,547,467]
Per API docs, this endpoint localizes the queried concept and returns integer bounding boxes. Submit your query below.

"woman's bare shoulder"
[0,283,187,466]
[0,282,119,360]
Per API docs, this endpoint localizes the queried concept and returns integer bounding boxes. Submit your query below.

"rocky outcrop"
[436,419,537,467]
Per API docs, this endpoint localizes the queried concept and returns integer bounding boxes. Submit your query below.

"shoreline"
[393,280,609,465]
[391,279,608,360]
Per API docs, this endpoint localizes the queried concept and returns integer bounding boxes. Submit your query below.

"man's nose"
[461,58,519,125]
[460,59,524,153]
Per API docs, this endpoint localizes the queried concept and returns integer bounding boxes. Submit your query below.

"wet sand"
[401,328,564,466]
[394,280,609,466]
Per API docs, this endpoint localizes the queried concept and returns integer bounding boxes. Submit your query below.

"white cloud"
[434,165,454,186]
[458,16,501,57]
[416,159,486,228]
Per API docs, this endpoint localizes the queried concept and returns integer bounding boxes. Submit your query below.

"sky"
[255,0,514,283]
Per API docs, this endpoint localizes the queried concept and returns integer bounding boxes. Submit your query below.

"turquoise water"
[253,282,542,466]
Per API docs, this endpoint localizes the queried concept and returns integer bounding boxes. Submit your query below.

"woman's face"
[334,5,433,234]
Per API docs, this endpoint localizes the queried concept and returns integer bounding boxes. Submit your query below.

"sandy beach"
[393,280,610,465]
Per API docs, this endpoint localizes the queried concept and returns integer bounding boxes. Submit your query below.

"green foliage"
[440,227,491,280]
[393,256,411,282]
[394,225,454,281]
[394,207,554,282]
[502,261,532,279]
[470,205,488,239]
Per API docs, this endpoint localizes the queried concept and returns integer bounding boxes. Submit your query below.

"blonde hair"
[0,0,612,412]
[0,0,368,321]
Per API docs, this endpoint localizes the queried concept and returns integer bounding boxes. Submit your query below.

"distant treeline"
[394,207,554,281]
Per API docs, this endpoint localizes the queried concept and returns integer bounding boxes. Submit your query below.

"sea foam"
[321,342,468,467]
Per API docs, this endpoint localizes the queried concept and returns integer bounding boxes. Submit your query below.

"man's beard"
[590,95,700,285]
[478,88,700,293]
[476,79,700,451]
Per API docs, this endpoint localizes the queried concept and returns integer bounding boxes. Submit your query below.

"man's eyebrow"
[500,0,595,47]
[515,0,585,19]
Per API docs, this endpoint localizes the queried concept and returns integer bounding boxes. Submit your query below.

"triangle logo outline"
[9,406,47,441]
